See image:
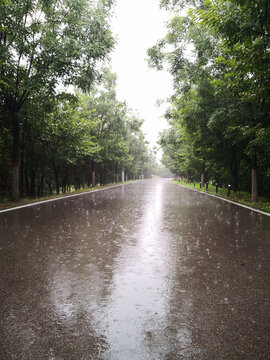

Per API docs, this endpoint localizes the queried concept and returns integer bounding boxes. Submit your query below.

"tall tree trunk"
[187,169,191,183]
[30,168,36,198]
[91,160,96,187]
[230,152,240,192]
[30,151,35,198]
[86,160,91,187]
[37,174,41,198]
[54,167,60,194]
[116,166,119,183]
[46,177,53,195]
[12,165,19,201]
[20,148,24,198]
[99,165,105,185]
[200,161,205,187]
[62,170,67,193]
[25,161,29,197]
[251,155,258,202]
[232,173,239,192]
[11,110,20,201]
[20,125,25,198]
[63,168,69,193]
[40,175,44,197]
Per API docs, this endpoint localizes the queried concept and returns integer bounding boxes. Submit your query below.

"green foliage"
[0,0,157,199]
[0,65,156,198]
[0,0,116,199]
[160,0,204,11]
[148,0,270,200]
[0,0,115,97]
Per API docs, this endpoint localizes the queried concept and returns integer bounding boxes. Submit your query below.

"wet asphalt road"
[0,179,269,360]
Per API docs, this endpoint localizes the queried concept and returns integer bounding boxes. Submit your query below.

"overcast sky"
[110,0,173,154]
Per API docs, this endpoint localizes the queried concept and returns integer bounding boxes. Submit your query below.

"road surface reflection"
[0,180,269,359]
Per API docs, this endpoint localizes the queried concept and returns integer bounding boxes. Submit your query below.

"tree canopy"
[0,1,159,201]
[0,0,115,200]
[148,0,270,201]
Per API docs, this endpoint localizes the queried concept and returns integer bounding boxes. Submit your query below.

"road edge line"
[172,182,270,217]
[0,181,136,214]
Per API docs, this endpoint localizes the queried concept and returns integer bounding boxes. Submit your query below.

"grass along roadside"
[172,180,270,214]
[0,180,136,211]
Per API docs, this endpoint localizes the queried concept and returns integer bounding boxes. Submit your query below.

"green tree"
[192,0,270,201]
[148,13,218,185]
[149,0,270,201]
[82,70,130,185]
[39,95,99,194]
[0,0,114,200]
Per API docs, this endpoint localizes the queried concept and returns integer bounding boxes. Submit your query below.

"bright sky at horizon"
[110,0,173,157]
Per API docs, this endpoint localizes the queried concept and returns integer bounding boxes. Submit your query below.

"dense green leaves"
[0,1,158,200]
[149,0,270,201]
[0,67,157,198]
[0,0,115,199]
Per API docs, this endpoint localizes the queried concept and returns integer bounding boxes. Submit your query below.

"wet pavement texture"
[0,179,269,360]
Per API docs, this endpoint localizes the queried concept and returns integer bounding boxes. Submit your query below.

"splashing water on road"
[0,180,269,359]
